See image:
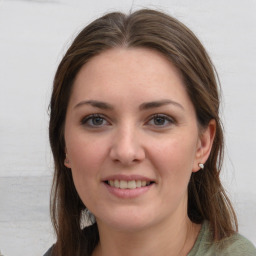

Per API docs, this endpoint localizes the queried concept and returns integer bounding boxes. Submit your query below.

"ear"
[192,119,216,172]
[64,149,71,168]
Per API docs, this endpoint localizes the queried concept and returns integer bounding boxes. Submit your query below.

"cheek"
[149,133,198,179]
[66,132,109,173]
[66,136,109,206]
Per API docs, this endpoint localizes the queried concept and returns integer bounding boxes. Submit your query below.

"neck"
[92,215,201,256]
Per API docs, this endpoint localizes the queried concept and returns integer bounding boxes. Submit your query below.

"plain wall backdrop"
[0,0,255,255]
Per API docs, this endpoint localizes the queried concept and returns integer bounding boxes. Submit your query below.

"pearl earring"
[198,163,204,169]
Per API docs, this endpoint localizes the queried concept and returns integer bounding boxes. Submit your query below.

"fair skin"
[64,47,216,256]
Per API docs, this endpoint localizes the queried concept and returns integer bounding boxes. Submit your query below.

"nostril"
[109,138,146,165]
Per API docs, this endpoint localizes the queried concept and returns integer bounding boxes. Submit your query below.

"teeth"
[141,181,146,187]
[128,180,136,189]
[114,180,119,188]
[120,180,128,189]
[136,180,142,188]
[107,180,153,189]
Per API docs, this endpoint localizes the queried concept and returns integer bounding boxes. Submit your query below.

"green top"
[44,221,256,256]
[188,221,256,256]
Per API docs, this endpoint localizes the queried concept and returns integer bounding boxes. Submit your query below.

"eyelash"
[147,114,175,127]
[80,113,175,128]
[81,114,109,127]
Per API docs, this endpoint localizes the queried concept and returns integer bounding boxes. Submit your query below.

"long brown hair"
[49,9,238,256]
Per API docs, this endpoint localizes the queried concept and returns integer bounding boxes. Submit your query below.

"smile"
[106,180,154,189]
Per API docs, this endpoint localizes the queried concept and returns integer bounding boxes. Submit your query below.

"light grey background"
[0,0,255,255]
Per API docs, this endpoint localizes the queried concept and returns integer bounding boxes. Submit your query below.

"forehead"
[76,47,183,84]
[69,47,192,110]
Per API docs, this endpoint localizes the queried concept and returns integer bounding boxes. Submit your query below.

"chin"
[96,209,158,233]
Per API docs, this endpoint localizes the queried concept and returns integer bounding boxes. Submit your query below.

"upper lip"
[102,174,155,182]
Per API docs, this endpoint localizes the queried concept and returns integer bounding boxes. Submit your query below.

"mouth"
[104,180,155,189]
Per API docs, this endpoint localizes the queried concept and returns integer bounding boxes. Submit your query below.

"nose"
[109,125,145,165]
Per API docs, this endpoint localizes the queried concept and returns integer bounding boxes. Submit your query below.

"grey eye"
[147,114,174,127]
[153,116,167,125]
[91,116,104,126]
[81,114,109,127]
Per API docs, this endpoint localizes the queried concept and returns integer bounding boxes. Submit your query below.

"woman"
[44,9,256,256]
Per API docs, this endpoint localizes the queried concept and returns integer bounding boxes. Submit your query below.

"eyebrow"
[74,100,114,110]
[139,99,184,111]
[74,99,184,111]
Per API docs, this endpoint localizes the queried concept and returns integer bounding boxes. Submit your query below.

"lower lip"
[103,182,153,199]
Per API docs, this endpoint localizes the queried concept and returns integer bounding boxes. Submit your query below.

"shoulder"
[189,221,256,256]
[43,245,53,256]
[42,224,98,256]
[215,233,256,256]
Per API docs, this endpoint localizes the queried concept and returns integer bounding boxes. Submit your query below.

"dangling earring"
[198,163,204,169]
[80,208,96,229]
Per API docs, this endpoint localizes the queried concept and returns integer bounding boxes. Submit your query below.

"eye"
[147,114,175,127]
[81,114,109,128]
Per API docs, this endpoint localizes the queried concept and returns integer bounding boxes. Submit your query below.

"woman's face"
[64,48,209,232]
